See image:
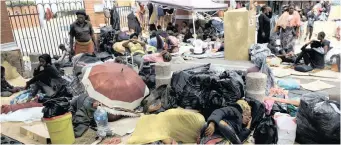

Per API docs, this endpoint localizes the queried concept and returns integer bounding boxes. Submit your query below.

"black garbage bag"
[253,115,278,144]
[296,93,340,144]
[139,62,156,90]
[71,95,97,138]
[245,97,265,130]
[141,85,177,114]
[42,97,71,118]
[73,53,102,77]
[170,64,246,118]
[270,102,288,115]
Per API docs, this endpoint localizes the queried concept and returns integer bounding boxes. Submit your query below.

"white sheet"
[0,107,43,123]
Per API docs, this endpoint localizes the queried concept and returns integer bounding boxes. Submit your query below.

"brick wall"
[1,1,15,44]
[84,0,106,27]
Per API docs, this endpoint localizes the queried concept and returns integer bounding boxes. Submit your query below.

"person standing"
[127,8,142,35]
[275,5,301,57]
[305,10,318,41]
[69,10,96,55]
[257,5,271,44]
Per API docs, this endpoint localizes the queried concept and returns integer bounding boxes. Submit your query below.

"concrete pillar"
[1,1,14,44]
[155,62,172,87]
[1,1,24,77]
[246,72,267,102]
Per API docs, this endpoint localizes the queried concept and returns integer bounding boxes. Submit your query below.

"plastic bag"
[253,115,278,144]
[10,91,32,105]
[277,79,300,90]
[10,90,45,105]
[296,93,340,144]
[274,112,297,145]
[141,85,177,114]
[42,97,71,118]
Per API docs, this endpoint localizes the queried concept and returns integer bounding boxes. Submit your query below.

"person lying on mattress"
[25,54,67,98]
[198,100,252,144]
[1,66,23,97]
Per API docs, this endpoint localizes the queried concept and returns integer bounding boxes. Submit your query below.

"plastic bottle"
[94,106,111,138]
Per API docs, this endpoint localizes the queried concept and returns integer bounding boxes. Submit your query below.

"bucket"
[43,113,75,144]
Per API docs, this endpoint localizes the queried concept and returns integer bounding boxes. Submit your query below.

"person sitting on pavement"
[54,44,72,70]
[267,32,296,63]
[122,33,147,69]
[159,31,180,53]
[294,32,329,69]
[143,50,172,63]
[25,54,67,97]
[199,100,252,144]
[1,66,23,97]
[147,31,164,52]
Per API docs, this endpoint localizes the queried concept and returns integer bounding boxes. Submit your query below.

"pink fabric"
[168,36,179,46]
[264,99,275,115]
[143,53,164,62]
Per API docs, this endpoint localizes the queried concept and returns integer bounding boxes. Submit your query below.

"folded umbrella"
[82,62,149,111]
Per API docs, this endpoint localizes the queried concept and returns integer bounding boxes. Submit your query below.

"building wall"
[7,6,40,30]
[84,0,106,27]
[1,1,15,44]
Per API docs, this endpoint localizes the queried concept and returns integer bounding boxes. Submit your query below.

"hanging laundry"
[45,8,53,21]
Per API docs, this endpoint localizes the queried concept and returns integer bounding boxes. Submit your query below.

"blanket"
[127,108,205,144]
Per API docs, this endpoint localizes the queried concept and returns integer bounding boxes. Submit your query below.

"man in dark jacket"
[200,100,252,144]
[295,32,328,69]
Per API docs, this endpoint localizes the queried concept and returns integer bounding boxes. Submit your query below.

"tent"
[147,0,228,38]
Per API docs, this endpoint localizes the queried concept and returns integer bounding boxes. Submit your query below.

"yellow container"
[43,113,75,144]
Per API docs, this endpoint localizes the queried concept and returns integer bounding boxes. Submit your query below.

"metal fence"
[6,0,85,56]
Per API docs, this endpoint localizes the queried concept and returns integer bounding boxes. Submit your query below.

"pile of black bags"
[296,93,340,144]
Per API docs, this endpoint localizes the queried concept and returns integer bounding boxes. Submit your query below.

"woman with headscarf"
[69,10,96,55]
[275,5,301,58]
[25,54,66,96]
[160,31,180,53]
[199,100,252,144]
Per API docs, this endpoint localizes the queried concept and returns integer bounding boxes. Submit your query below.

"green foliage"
[6,0,35,7]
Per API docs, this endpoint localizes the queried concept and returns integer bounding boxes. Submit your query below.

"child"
[1,66,22,97]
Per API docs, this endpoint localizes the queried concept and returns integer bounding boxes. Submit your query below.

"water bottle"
[94,106,111,138]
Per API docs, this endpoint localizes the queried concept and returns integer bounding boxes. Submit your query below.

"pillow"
[1,61,20,80]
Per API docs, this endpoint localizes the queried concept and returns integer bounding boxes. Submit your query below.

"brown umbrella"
[82,62,149,110]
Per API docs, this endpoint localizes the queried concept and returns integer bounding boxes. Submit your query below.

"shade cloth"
[149,0,228,12]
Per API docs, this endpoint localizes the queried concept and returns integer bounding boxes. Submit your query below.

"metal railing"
[6,0,85,56]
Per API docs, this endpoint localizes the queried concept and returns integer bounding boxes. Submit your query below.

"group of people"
[257,3,332,70]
